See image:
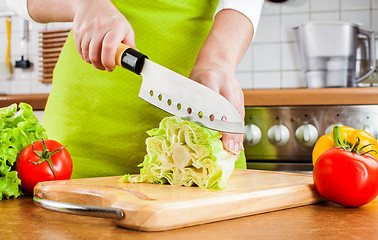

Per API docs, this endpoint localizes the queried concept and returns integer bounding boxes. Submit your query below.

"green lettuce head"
[0,103,48,200]
[120,116,236,190]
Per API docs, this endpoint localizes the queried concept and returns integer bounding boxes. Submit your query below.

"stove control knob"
[295,124,318,147]
[244,124,262,146]
[267,124,290,146]
[325,123,343,135]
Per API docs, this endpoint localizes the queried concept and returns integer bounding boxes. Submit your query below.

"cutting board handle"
[33,194,125,220]
[115,43,148,75]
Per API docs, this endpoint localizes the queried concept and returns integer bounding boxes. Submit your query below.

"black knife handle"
[115,43,147,75]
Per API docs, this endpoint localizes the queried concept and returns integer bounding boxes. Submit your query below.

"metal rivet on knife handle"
[115,43,148,75]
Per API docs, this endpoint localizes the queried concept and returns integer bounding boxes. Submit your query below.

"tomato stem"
[29,138,66,180]
[351,137,361,153]
[332,126,376,156]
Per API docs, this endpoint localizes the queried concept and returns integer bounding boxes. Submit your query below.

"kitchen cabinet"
[1,196,378,239]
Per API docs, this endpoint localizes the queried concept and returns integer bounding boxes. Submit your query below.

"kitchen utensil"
[293,21,376,88]
[33,169,324,231]
[115,43,244,134]
[5,16,12,74]
[39,29,70,82]
[0,16,12,79]
[15,19,30,69]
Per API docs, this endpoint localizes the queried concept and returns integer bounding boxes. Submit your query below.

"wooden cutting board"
[34,169,324,231]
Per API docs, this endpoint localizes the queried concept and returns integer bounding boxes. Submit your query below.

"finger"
[101,27,135,71]
[72,24,84,60]
[81,36,92,63]
[101,30,121,71]
[73,18,92,63]
[222,133,244,156]
[88,33,106,70]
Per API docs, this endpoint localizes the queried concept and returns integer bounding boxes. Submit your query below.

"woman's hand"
[189,66,245,156]
[190,9,254,156]
[28,0,134,72]
[72,0,135,71]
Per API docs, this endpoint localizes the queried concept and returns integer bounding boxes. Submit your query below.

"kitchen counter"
[244,87,378,106]
[1,88,378,111]
[0,94,49,110]
[1,196,378,239]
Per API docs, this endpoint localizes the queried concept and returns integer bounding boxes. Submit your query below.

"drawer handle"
[33,194,125,220]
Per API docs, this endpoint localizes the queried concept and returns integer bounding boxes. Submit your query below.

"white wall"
[0,0,72,94]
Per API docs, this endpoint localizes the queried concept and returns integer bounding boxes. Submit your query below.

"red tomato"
[313,147,378,207]
[15,139,73,193]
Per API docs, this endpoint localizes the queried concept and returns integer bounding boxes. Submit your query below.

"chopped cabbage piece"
[120,116,236,190]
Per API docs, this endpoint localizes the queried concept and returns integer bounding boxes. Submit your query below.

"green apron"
[43,0,246,178]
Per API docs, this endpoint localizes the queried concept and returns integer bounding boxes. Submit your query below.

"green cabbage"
[0,103,48,199]
[120,116,236,190]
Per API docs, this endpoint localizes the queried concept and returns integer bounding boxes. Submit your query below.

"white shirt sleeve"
[6,0,36,22]
[6,0,264,30]
[215,0,264,34]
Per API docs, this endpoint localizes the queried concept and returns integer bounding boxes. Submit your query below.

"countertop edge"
[243,88,378,106]
[0,94,49,110]
[2,88,378,111]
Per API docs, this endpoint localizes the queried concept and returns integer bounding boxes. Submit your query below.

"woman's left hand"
[189,9,254,157]
[189,65,245,157]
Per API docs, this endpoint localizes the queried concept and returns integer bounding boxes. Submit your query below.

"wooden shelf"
[243,87,378,106]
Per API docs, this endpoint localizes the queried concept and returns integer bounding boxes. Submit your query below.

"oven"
[243,105,378,172]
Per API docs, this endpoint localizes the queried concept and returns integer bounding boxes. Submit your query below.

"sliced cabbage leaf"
[0,103,48,199]
[120,116,236,190]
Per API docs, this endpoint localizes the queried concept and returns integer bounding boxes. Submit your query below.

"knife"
[115,43,244,134]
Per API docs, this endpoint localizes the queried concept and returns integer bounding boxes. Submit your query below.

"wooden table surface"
[1,196,378,239]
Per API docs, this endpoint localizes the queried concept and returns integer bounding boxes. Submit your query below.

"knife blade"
[115,43,244,134]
